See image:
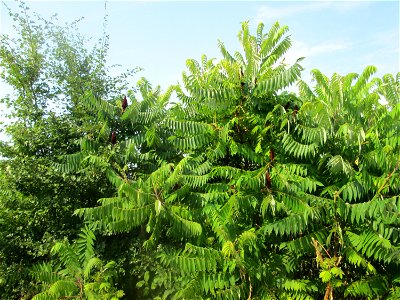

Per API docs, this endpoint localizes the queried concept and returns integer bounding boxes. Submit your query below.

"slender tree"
[0,2,134,298]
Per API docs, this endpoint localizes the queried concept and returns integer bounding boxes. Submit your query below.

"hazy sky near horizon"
[0,1,399,140]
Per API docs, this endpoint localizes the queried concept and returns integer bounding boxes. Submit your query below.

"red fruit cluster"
[265,172,271,189]
[111,131,117,145]
[270,147,275,162]
[122,95,128,112]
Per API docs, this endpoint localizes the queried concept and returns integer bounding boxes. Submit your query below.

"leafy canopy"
[58,21,400,299]
[1,5,398,299]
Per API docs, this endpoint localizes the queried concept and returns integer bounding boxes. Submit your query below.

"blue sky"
[1,0,399,91]
[0,1,399,140]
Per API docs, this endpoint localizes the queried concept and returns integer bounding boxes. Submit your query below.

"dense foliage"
[0,3,399,300]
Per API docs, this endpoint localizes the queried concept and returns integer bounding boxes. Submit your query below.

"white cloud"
[255,1,369,23]
[281,38,352,90]
[307,41,349,56]
[284,39,351,66]
[255,2,330,22]
[361,30,399,49]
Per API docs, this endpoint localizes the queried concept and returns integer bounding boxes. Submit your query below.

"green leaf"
[319,271,332,283]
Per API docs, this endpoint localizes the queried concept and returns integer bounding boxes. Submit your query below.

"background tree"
[0,2,135,298]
